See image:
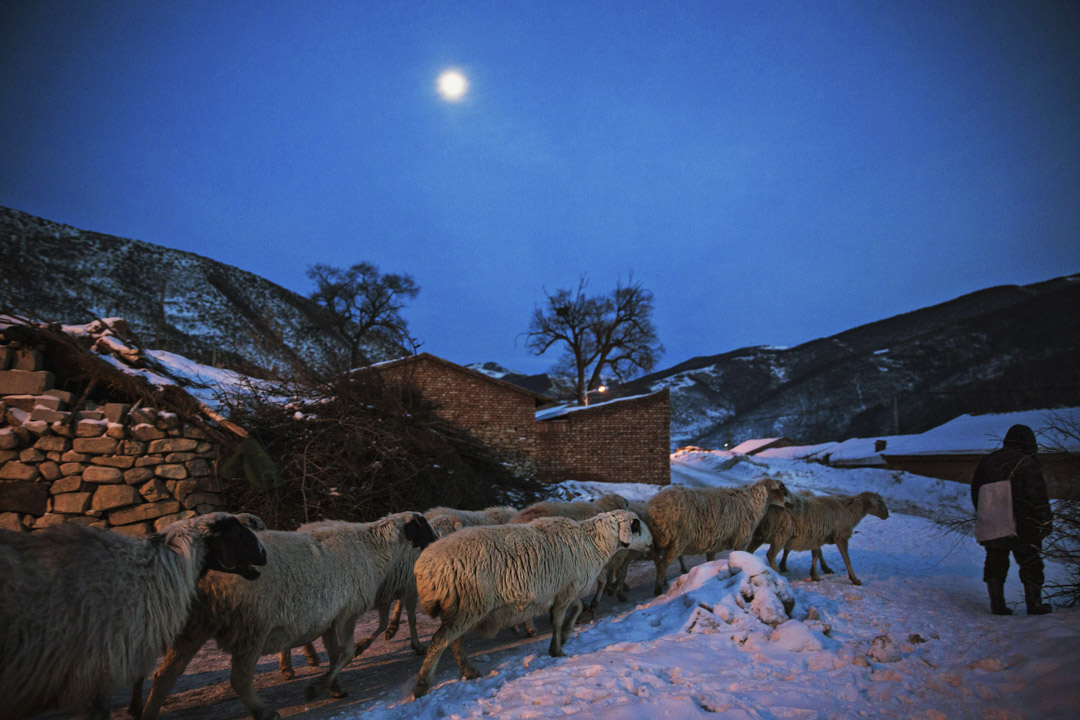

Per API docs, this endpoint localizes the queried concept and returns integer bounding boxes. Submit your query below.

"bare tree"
[307,262,419,369]
[525,275,663,405]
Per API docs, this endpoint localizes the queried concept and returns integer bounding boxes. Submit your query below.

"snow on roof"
[535,392,657,421]
[729,437,784,455]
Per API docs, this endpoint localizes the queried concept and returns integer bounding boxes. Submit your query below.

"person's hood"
[1003,424,1038,455]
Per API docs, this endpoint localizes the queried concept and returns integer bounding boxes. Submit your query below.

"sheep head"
[203,514,268,580]
[611,509,653,551]
[765,478,794,508]
[404,513,438,549]
[866,493,889,520]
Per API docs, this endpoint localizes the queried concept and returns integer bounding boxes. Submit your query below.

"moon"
[437,69,468,101]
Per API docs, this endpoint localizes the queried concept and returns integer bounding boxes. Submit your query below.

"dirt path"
[40,558,686,720]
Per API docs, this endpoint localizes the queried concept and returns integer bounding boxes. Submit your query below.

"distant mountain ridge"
[0,207,395,372]
[617,274,1080,448]
[3,206,1077,448]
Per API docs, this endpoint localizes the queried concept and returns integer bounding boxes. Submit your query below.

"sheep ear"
[618,518,632,547]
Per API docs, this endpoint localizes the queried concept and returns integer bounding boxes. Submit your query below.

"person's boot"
[987,580,1012,615]
[1024,583,1052,615]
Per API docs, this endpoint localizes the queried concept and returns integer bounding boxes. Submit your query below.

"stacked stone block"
[0,350,227,535]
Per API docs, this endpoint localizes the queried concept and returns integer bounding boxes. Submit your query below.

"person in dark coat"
[970,424,1054,615]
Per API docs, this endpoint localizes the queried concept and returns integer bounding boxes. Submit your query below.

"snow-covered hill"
[619,275,1080,448]
[1,207,398,372]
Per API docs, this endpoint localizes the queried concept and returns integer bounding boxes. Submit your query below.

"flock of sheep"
[0,476,889,720]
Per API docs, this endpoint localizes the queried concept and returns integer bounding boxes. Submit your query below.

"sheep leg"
[586,573,609,618]
[279,642,320,680]
[303,642,321,665]
[278,650,296,681]
[141,628,211,720]
[401,594,425,655]
[306,621,355,701]
[705,552,716,562]
[765,544,781,572]
[449,635,481,679]
[678,555,689,573]
[779,548,790,572]
[87,692,110,720]
[836,539,861,585]
[818,551,835,575]
[413,623,461,698]
[385,597,405,640]
[653,546,680,595]
[614,556,633,601]
[230,649,280,720]
[808,550,822,581]
[354,603,391,659]
[548,602,569,657]
[127,678,144,719]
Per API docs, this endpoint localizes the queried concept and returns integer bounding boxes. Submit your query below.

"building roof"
[366,352,555,405]
[729,437,793,455]
[536,390,668,421]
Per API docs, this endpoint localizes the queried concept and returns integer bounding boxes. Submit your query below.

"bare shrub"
[219,371,545,529]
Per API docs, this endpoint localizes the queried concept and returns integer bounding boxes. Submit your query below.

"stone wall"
[536,390,671,486]
[0,352,228,535]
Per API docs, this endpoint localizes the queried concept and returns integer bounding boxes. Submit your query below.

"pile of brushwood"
[219,371,546,530]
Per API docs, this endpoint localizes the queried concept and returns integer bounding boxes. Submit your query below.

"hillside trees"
[525,275,663,405]
[307,262,419,370]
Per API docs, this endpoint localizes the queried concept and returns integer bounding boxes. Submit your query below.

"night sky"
[2,1,1078,375]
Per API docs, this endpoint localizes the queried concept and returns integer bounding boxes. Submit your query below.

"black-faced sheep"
[410,509,653,698]
[0,513,267,720]
[140,512,436,720]
[645,477,793,595]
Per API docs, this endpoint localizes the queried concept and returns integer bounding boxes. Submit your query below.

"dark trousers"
[982,534,1044,586]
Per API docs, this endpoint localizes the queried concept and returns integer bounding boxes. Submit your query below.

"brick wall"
[374,355,540,475]
[536,389,671,485]
[0,352,229,535]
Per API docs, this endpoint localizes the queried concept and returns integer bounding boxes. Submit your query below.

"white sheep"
[747,491,811,572]
[508,493,628,524]
[140,512,436,720]
[586,499,653,615]
[277,514,463,679]
[770,491,889,585]
[645,477,793,595]
[410,509,652,698]
[506,492,629,632]
[425,504,518,526]
[0,512,267,720]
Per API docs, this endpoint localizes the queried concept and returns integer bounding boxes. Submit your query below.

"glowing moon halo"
[437,69,468,101]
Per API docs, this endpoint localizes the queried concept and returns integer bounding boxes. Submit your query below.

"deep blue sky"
[2,1,1078,375]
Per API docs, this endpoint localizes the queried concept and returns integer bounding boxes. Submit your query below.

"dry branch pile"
[220,372,545,529]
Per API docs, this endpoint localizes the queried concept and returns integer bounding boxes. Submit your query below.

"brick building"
[369,353,552,477]
[536,390,671,486]
[369,353,671,486]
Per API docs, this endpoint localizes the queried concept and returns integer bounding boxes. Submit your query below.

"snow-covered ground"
[352,451,1077,720]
